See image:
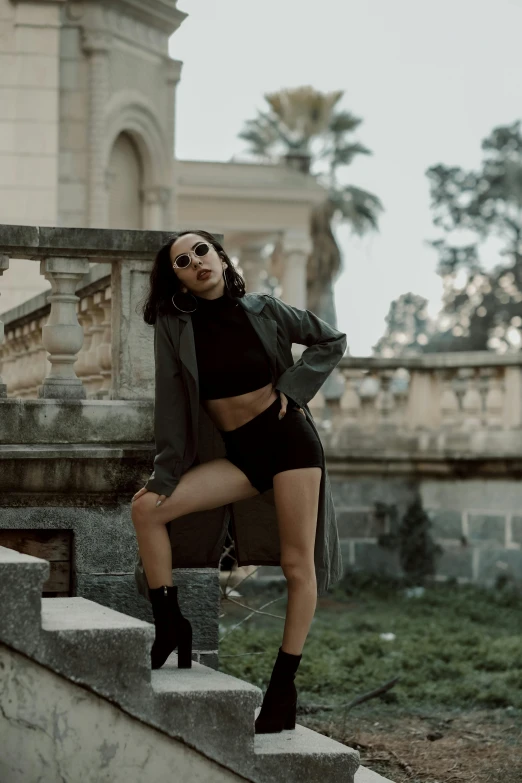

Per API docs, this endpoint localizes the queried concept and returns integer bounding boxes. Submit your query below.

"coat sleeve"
[144,314,187,497]
[266,295,347,408]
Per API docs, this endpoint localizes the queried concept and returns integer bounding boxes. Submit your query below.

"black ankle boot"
[254,645,302,734]
[149,585,193,669]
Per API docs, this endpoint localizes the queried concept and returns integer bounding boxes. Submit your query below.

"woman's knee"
[131,492,163,528]
[281,555,316,584]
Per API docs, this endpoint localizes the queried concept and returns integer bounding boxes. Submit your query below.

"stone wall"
[0,643,243,782]
[328,473,522,586]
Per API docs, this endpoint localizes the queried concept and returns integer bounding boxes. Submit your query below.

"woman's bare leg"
[131,458,259,588]
[272,467,322,656]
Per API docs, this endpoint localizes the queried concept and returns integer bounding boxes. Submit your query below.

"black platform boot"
[254,645,302,734]
[149,584,193,669]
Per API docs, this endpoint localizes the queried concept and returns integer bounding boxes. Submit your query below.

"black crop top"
[190,293,273,400]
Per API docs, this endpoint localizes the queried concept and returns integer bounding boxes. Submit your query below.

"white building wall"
[0,0,63,311]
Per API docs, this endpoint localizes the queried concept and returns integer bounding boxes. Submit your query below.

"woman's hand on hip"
[131,487,167,507]
[278,390,305,419]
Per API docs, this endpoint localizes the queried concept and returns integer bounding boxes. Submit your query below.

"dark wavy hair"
[140,229,246,325]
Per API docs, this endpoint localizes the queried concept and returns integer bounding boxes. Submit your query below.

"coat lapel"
[176,312,199,390]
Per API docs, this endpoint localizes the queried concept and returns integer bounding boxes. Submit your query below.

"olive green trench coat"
[134,293,347,600]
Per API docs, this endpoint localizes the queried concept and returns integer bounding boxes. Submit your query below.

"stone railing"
[0,225,179,401]
[309,353,522,458]
[0,225,223,667]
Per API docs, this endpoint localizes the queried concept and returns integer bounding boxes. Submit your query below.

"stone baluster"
[339,368,362,425]
[461,368,482,430]
[483,368,504,429]
[4,329,23,396]
[96,286,112,398]
[375,371,396,427]
[38,257,90,399]
[0,254,9,397]
[1,333,13,394]
[82,294,105,396]
[24,321,44,397]
[406,369,440,430]
[439,369,460,429]
[503,366,522,428]
[76,297,94,386]
[13,327,27,396]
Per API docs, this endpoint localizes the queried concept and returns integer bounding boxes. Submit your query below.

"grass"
[218,572,522,712]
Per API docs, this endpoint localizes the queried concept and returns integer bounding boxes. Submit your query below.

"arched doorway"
[107,132,143,229]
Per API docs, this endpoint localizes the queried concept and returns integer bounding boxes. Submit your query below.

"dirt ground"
[301,705,522,783]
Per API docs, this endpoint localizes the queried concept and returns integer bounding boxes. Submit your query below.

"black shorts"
[219,396,323,493]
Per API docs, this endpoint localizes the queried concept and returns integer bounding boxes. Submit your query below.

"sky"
[170,0,522,355]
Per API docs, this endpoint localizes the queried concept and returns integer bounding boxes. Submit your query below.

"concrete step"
[252,722,360,783]
[355,766,396,782]
[40,597,154,698]
[150,658,261,762]
[0,545,48,656]
[0,545,396,782]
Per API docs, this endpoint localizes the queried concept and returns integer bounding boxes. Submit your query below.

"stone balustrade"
[2,224,522,592]
[0,225,182,401]
[307,354,522,458]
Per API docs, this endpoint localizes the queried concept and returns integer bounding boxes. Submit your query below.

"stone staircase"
[0,546,394,783]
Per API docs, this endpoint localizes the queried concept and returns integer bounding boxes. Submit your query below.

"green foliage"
[219,580,522,710]
[374,498,443,586]
[238,86,383,325]
[425,119,522,353]
[372,292,433,357]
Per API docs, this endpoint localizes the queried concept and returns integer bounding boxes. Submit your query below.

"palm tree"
[239,86,383,326]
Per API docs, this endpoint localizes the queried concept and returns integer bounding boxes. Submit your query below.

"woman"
[131,230,347,734]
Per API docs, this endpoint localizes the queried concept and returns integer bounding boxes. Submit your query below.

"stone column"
[38,257,90,399]
[281,232,310,309]
[142,187,172,231]
[82,29,112,229]
[0,255,9,397]
[239,241,270,294]
[111,258,155,400]
[165,58,182,227]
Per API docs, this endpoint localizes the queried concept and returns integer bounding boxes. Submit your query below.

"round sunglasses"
[172,241,211,270]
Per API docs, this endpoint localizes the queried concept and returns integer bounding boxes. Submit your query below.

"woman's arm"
[143,314,187,498]
[264,294,347,409]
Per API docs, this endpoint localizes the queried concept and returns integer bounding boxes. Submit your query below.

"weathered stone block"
[421,479,522,513]
[76,570,219,655]
[353,542,402,576]
[336,509,384,538]
[0,506,138,573]
[428,509,463,539]
[331,477,417,517]
[340,539,354,570]
[434,545,473,580]
[477,548,522,584]
[512,516,522,546]
[468,514,506,546]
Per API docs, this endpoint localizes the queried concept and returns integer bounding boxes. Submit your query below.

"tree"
[373,293,433,357]
[425,120,522,352]
[238,86,383,326]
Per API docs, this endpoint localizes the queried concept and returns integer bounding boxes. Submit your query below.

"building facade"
[0,0,324,313]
